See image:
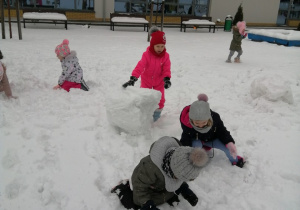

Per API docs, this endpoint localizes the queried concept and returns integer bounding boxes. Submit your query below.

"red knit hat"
[150,31,166,47]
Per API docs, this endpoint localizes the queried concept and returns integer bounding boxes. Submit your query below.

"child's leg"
[227,50,235,62]
[154,83,165,109]
[80,79,89,91]
[202,139,238,163]
[237,50,243,58]
[0,72,12,97]
[111,180,139,210]
[60,81,81,92]
[192,140,203,148]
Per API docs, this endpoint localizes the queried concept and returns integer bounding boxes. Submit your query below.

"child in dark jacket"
[226,21,247,63]
[122,26,171,122]
[111,136,208,210]
[53,39,89,92]
[180,93,245,168]
[0,50,16,99]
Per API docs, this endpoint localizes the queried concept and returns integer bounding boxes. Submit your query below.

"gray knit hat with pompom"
[170,147,208,181]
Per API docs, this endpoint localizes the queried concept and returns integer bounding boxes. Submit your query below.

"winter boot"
[111,180,139,210]
[234,57,240,63]
[226,59,232,63]
[81,79,89,91]
[153,108,162,122]
[232,156,245,168]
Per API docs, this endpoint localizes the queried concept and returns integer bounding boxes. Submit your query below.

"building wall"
[94,0,114,21]
[209,0,281,26]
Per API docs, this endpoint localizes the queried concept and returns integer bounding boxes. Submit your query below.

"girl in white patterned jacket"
[53,39,89,92]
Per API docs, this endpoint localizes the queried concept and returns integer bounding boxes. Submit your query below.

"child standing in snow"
[0,50,16,99]
[122,26,172,122]
[53,39,89,92]
[226,21,248,63]
[111,136,208,210]
[179,93,245,168]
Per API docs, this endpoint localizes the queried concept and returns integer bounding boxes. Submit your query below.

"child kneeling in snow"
[226,21,248,63]
[111,136,208,210]
[0,50,17,99]
[53,39,89,92]
[179,93,246,168]
[122,26,172,122]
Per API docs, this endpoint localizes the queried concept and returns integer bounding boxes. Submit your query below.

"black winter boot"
[111,180,139,210]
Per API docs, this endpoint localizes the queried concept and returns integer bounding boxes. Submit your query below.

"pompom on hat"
[170,147,208,181]
[55,39,70,57]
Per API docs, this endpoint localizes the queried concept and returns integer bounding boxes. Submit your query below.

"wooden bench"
[22,9,68,30]
[110,13,149,32]
[181,16,215,33]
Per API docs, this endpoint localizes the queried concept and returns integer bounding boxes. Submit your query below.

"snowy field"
[0,23,300,210]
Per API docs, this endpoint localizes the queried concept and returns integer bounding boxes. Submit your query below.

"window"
[114,0,209,16]
[277,0,300,25]
[8,0,94,10]
[115,0,148,13]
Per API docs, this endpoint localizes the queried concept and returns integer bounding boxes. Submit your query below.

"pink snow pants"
[141,80,165,109]
[61,81,81,92]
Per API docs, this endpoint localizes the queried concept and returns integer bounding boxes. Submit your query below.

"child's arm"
[58,63,74,85]
[131,52,148,78]
[161,55,171,79]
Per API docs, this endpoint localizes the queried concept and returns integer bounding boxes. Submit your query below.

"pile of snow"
[106,87,161,135]
[250,74,294,104]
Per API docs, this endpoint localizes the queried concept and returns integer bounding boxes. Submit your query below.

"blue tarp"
[248,33,300,47]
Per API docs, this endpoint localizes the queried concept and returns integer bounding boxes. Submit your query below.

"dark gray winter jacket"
[131,137,182,206]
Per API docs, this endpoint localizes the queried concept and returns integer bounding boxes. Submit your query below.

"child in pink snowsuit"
[123,26,171,122]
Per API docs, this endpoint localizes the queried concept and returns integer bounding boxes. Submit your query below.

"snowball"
[106,87,161,135]
[250,75,294,104]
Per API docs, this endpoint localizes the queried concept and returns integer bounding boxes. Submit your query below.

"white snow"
[248,29,300,40]
[1,23,300,210]
[182,19,216,25]
[111,17,149,23]
[23,12,67,20]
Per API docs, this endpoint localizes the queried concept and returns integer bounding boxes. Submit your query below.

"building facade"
[3,0,300,26]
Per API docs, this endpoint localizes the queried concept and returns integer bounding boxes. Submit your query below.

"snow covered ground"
[1,23,300,210]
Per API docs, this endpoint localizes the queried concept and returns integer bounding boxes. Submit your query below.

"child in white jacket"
[53,39,89,92]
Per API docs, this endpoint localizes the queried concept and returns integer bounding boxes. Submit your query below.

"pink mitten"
[226,142,237,159]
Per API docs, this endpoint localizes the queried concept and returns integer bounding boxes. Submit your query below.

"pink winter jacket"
[132,47,171,87]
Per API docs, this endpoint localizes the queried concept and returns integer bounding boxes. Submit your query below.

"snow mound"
[106,87,161,135]
[250,75,294,104]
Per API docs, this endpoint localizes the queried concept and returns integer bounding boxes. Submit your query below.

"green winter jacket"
[131,155,175,206]
[229,26,243,51]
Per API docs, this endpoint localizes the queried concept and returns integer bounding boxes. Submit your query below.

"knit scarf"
[162,149,176,179]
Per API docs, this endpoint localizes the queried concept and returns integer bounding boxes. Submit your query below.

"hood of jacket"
[149,136,183,192]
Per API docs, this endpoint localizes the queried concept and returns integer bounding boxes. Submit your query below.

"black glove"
[164,77,171,89]
[122,76,138,88]
[176,182,198,206]
[140,200,160,210]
